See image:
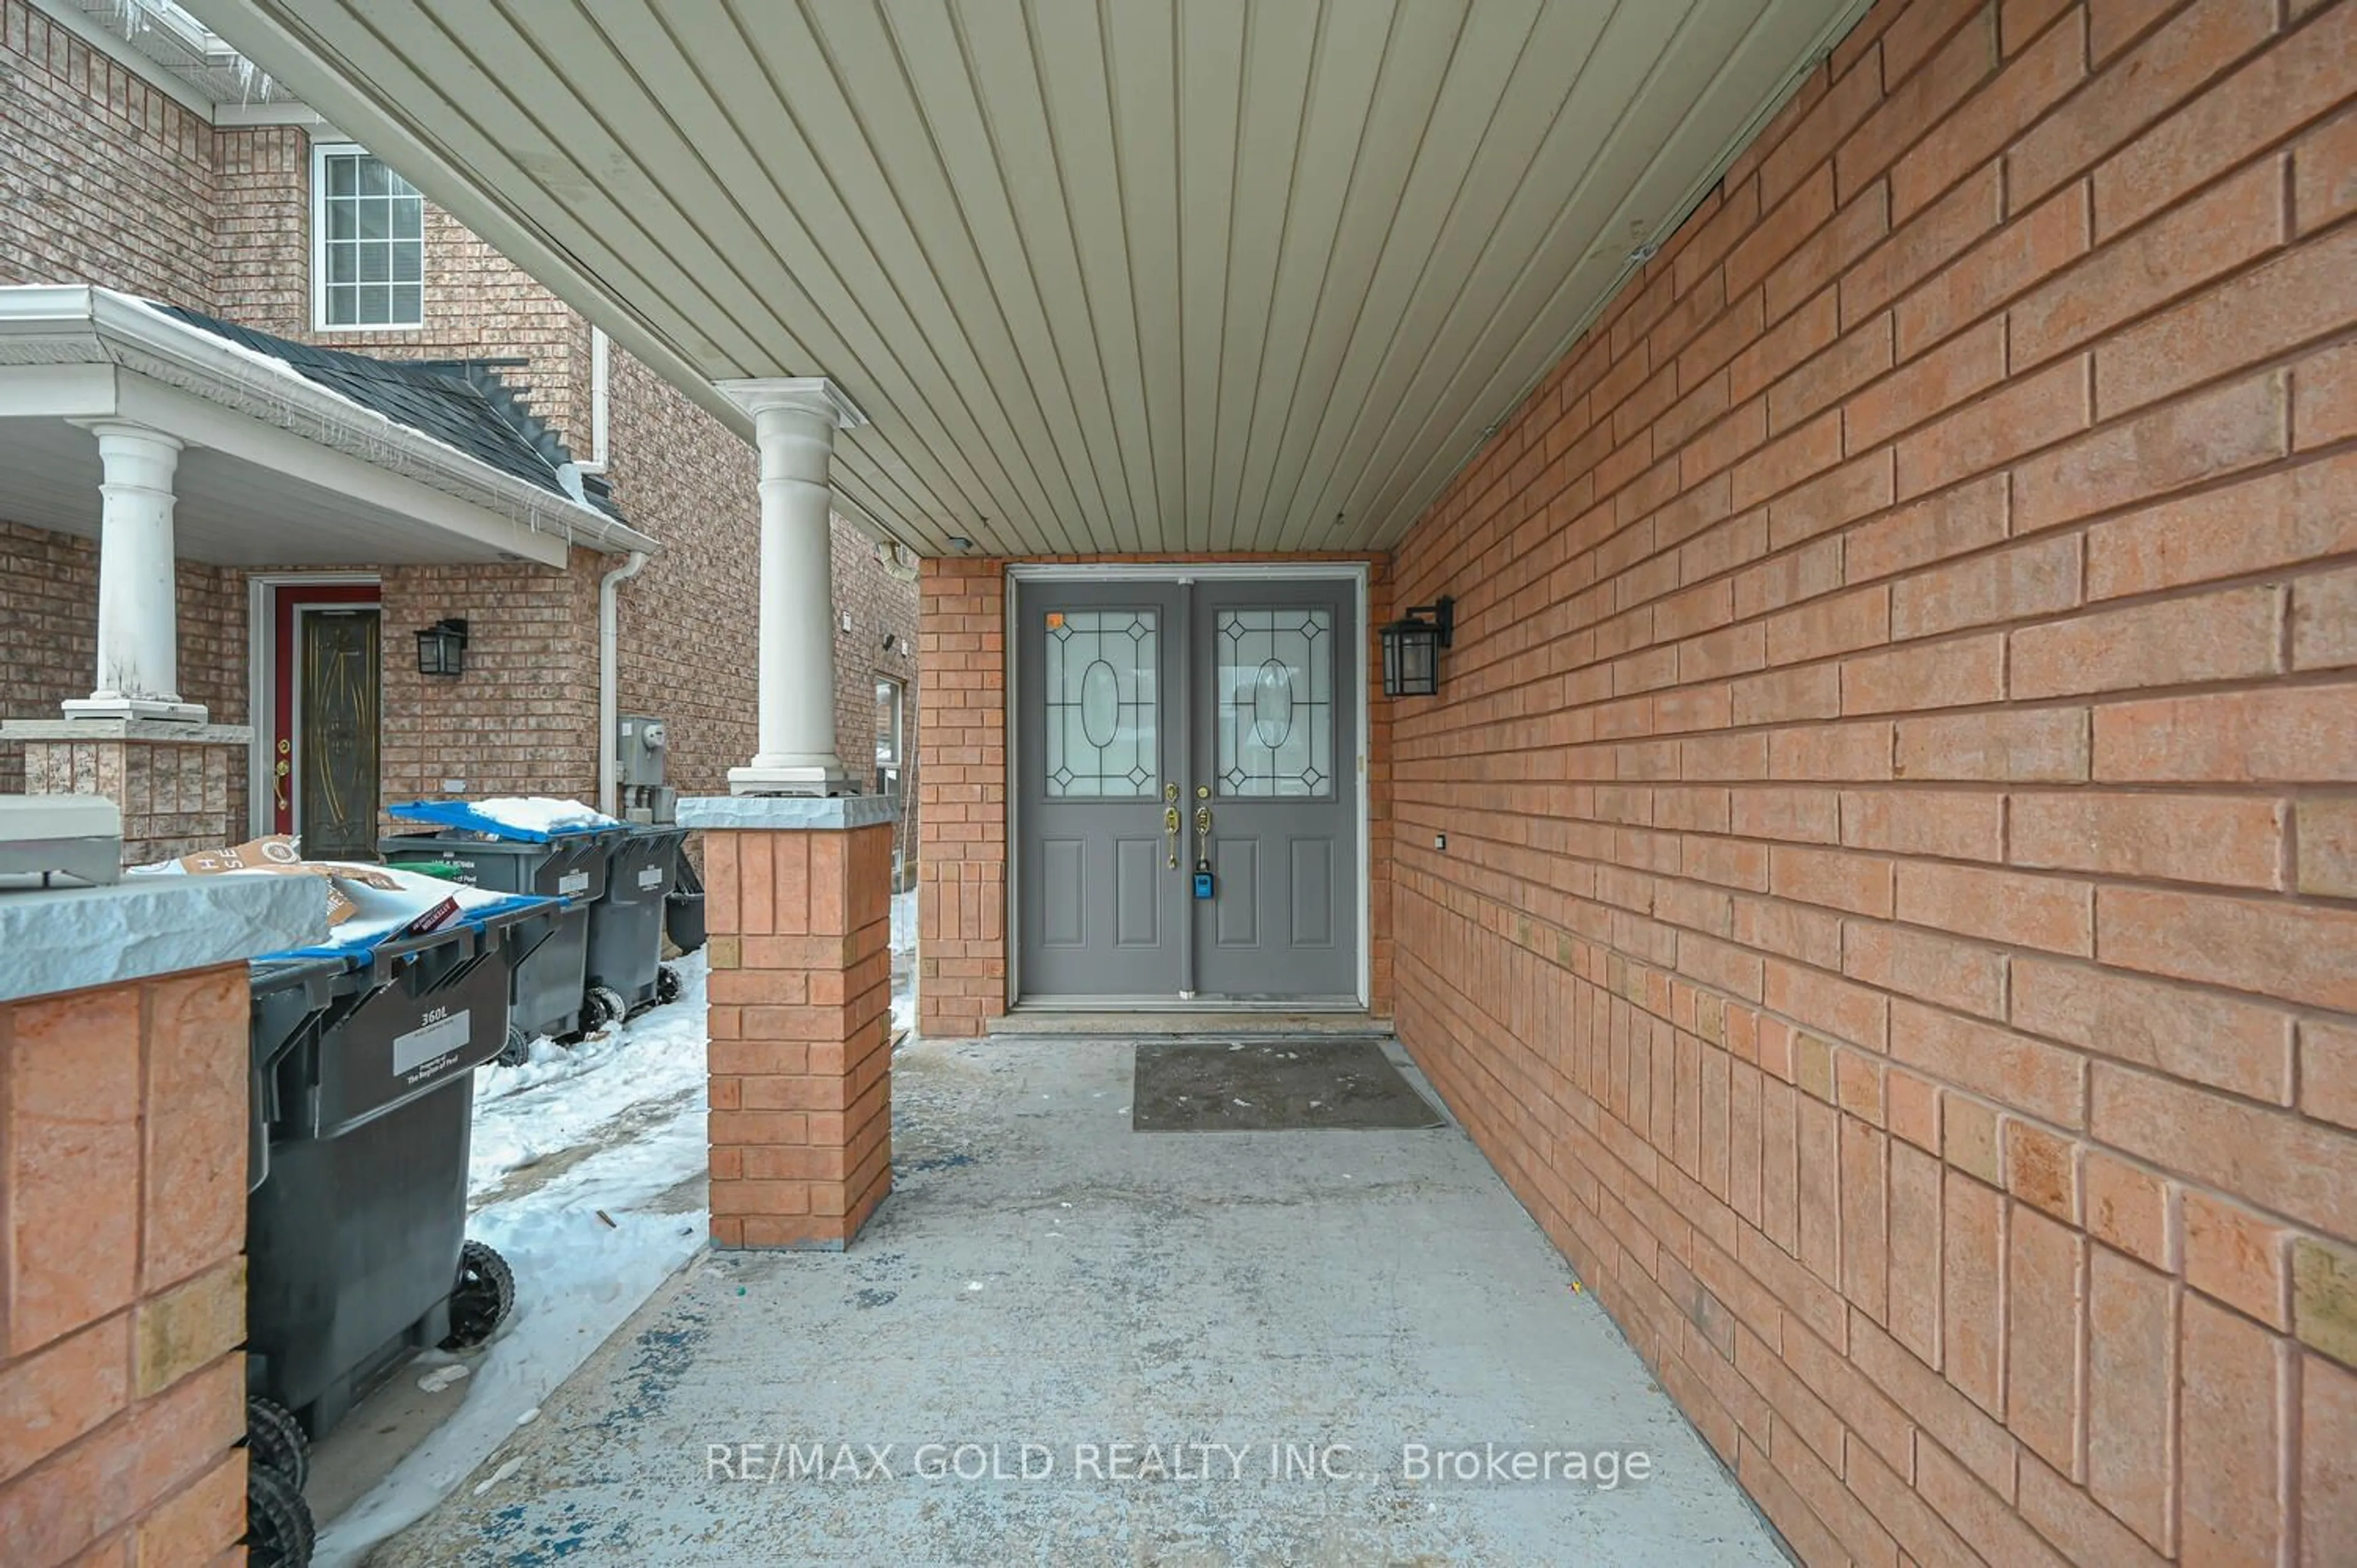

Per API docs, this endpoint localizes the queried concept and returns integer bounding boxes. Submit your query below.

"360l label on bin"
[638,867,665,890]
[558,870,590,896]
[392,1010,471,1075]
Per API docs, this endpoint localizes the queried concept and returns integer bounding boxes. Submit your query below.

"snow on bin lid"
[258,863,552,961]
[385,797,621,842]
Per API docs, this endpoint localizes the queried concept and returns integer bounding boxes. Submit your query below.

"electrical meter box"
[617,716,667,789]
[616,715,676,824]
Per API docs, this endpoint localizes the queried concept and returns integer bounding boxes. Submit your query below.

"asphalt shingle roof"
[155,303,620,518]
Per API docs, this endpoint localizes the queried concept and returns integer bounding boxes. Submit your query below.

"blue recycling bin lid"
[384,799,622,843]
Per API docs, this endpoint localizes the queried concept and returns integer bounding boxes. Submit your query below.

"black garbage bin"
[243,903,533,1445]
[495,898,591,1052]
[666,844,706,956]
[382,829,614,1048]
[379,827,616,902]
[587,823,687,1016]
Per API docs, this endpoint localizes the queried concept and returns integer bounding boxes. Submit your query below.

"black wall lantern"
[414,617,468,678]
[1380,595,1455,698]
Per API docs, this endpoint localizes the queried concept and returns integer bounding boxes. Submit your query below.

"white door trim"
[244,571,379,839]
[1002,562,1372,1011]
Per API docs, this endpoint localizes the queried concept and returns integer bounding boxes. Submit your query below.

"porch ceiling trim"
[0,285,657,563]
[185,0,1869,559]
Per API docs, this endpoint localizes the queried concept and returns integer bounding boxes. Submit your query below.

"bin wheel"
[440,1239,516,1350]
[582,984,628,1034]
[245,1394,311,1492]
[654,964,684,1007]
[246,1458,315,1568]
[497,1024,534,1068]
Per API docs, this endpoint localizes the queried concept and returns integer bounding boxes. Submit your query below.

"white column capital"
[71,419,186,453]
[716,377,869,431]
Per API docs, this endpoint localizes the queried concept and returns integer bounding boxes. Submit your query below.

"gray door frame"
[1005,562,1372,1011]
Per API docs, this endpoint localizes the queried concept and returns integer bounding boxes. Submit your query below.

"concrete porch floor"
[370,1035,1787,1566]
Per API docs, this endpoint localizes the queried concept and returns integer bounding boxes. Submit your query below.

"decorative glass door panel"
[298,608,381,860]
[1043,608,1158,797]
[1215,607,1333,798]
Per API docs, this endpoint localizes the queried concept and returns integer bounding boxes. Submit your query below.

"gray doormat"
[1131,1039,1446,1132]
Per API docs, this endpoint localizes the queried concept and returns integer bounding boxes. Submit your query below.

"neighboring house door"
[268,584,382,859]
[1015,573,1360,1006]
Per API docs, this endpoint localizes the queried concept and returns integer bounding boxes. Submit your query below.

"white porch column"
[718,378,869,795]
[62,422,204,724]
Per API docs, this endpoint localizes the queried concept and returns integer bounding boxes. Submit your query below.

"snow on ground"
[320,885,923,1564]
[314,957,713,1567]
[890,887,918,1037]
[891,886,918,954]
[469,954,712,1184]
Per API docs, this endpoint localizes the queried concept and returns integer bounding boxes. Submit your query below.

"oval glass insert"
[1252,660,1295,747]
[1079,659,1121,747]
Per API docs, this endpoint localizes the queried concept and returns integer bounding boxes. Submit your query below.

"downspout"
[597,548,647,815]
[589,324,634,815]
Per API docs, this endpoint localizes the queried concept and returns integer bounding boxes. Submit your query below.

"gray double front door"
[1016,575,1360,1005]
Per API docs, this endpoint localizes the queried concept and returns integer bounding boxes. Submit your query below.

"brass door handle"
[1193,805,1212,865]
[273,759,290,811]
[1164,805,1181,869]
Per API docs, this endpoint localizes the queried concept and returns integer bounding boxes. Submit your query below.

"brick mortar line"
[1386,868,2356,1108]
[1387,904,2350,1310]
[1393,443,2357,705]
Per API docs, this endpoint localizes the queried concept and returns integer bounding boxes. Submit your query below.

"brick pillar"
[1,719,252,867]
[0,872,323,1562]
[680,796,897,1249]
[915,557,1007,1037]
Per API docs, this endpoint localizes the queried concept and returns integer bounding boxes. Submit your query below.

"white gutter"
[0,285,657,558]
[597,549,648,816]
[37,0,336,126]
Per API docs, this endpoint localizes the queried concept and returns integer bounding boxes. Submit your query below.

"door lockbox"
[1191,805,1214,898]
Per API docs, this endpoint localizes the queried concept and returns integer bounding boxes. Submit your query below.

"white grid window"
[313,145,424,329]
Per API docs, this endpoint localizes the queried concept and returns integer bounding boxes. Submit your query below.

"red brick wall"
[376,551,600,808]
[211,125,308,330]
[0,965,252,1562]
[604,350,756,802]
[1,521,101,798]
[1387,0,2357,1561]
[916,554,1393,1036]
[0,522,246,815]
[0,0,215,307]
[915,559,1007,1035]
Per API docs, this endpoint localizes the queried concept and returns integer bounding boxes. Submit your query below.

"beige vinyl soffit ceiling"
[190,0,1868,557]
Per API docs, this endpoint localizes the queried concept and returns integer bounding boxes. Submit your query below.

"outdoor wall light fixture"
[414,617,468,678]
[1380,595,1455,698]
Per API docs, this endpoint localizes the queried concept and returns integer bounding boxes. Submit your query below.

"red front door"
[270,583,382,857]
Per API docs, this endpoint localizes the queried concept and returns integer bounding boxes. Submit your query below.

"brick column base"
[0,964,255,1562]
[681,796,898,1250]
[1,719,253,867]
